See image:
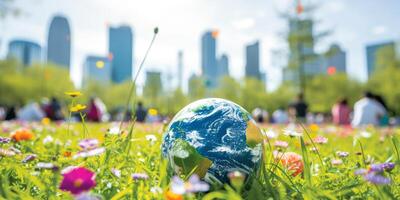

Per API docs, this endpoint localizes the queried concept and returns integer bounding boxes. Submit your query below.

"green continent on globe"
[162,98,264,184]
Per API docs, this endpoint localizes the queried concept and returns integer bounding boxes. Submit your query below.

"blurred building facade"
[7,39,42,67]
[109,26,133,83]
[47,15,71,69]
[323,44,347,74]
[82,56,112,87]
[218,54,229,77]
[366,41,396,78]
[201,31,218,88]
[245,41,261,80]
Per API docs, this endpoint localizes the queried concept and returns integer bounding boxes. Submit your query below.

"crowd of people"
[251,91,396,127]
[0,91,398,127]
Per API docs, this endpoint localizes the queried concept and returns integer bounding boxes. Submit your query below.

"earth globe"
[162,98,264,185]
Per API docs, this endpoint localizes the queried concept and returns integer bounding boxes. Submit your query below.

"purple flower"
[171,174,209,194]
[73,147,105,159]
[74,193,101,200]
[369,162,395,173]
[336,151,349,158]
[78,139,99,151]
[381,162,395,172]
[364,173,391,185]
[131,173,149,181]
[22,154,37,163]
[111,168,121,178]
[36,162,58,170]
[0,137,11,144]
[60,167,96,195]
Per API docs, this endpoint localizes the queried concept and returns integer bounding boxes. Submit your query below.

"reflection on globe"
[162,98,264,184]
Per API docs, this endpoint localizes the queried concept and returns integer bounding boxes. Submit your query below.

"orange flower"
[276,152,303,177]
[63,151,72,157]
[165,190,183,200]
[10,129,34,142]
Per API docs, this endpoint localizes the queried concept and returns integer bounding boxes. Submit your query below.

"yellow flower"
[309,124,319,132]
[148,108,158,116]
[41,117,51,125]
[70,104,87,112]
[64,91,83,98]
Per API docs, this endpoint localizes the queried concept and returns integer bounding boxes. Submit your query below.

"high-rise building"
[8,39,42,67]
[82,56,112,87]
[109,25,133,83]
[47,15,71,69]
[201,31,218,88]
[177,51,183,89]
[366,41,396,78]
[218,54,229,77]
[323,44,347,74]
[245,41,261,79]
[143,71,163,102]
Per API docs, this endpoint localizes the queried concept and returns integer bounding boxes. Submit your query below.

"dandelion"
[73,147,105,159]
[132,173,149,181]
[22,154,37,163]
[336,151,349,158]
[274,140,289,149]
[79,139,99,150]
[65,91,83,98]
[313,136,328,144]
[70,104,87,112]
[60,167,96,195]
[309,124,319,132]
[146,134,157,145]
[10,128,34,142]
[331,159,343,165]
[0,137,11,144]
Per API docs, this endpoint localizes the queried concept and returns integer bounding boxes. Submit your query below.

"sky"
[0,0,399,91]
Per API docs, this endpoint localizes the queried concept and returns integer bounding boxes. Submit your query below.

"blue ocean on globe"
[162,98,264,184]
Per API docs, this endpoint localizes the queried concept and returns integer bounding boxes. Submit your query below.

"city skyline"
[0,0,399,90]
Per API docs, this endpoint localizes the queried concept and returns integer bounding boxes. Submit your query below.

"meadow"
[0,119,399,200]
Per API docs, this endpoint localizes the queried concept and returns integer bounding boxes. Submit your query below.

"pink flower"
[78,139,99,151]
[331,159,343,166]
[313,136,328,144]
[60,167,96,195]
[274,140,289,148]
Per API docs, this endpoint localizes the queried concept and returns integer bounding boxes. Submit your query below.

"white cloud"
[231,18,256,30]
[372,25,387,35]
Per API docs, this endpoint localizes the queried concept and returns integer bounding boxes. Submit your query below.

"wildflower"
[43,135,54,144]
[145,134,157,142]
[310,147,319,152]
[150,186,163,194]
[73,147,105,159]
[275,152,303,177]
[363,173,391,185]
[264,129,278,139]
[75,193,101,200]
[354,162,395,185]
[60,167,96,195]
[336,151,349,158]
[274,140,289,149]
[313,136,328,144]
[9,146,21,154]
[359,131,372,138]
[22,154,37,163]
[165,190,183,200]
[70,104,87,112]
[36,162,58,170]
[41,117,51,125]
[63,151,72,157]
[331,159,343,165]
[0,148,16,157]
[107,126,120,135]
[65,91,83,98]
[369,162,395,173]
[111,168,121,178]
[10,128,34,142]
[132,173,149,181]
[79,139,99,150]
[283,128,302,137]
[170,174,209,195]
[309,124,319,132]
[0,137,11,144]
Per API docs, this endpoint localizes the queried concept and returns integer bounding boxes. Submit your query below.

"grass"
[0,121,400,199]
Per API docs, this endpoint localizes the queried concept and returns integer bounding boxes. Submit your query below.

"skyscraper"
[218,54,229,77]
[366,41,396,78]
[245,41,261,79]
[143,71,163,102]
[323,44,347,74]
[109,25,133,83]
[201,31,218,88]
[82,56,112,87]
[47,15,71,69]
[8,39,42,67]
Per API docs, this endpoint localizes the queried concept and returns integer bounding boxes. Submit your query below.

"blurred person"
[289,93,308,123]
[373,95,389,126]
[5,106,17,120]
[44,97,64,121]
[332,98,351,125]
[252,107,268,123]
[135,102,147,123]
[352,91,386,127]
[0,106,5,120]
[94,97,109,122]
[87,97,101,122]
[17,102,45,121]
[272,107,289,124]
